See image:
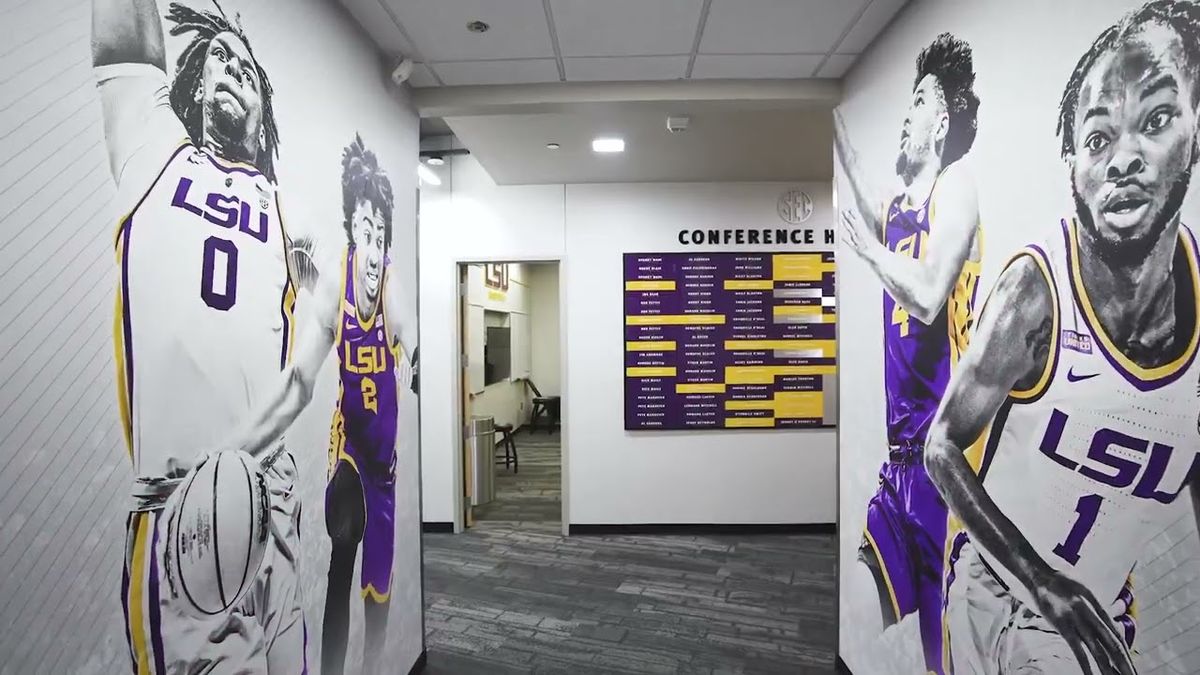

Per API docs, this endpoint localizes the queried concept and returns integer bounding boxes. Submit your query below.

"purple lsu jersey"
[330,248,399,472]
[882,191,981,446]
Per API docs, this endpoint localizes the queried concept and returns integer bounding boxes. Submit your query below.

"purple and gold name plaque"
[624,252,837,430]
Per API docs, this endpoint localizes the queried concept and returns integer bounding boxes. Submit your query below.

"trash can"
[468,415,496,506]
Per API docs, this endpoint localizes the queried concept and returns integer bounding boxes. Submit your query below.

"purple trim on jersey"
[148,513,166,675]
[1063,220,1199,392]
[120,519,135,673]
[1014,244,1060,405]
[121,214,136,459]
[941,531,969,675]
[197,148,265,178]
[301,619,309,675]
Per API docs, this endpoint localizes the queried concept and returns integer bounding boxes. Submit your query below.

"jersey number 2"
[1053,493,1102,565]
[201,236,238,311]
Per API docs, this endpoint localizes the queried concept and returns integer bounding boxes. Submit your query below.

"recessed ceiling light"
[546,142,560,150]
[426,156,445,166]
[466,20,490,33]
[591,137,625,154]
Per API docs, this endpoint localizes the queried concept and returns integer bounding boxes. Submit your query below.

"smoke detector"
[666,115,690,133]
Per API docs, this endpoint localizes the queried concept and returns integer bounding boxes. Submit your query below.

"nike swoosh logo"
[1066,368,1099,382]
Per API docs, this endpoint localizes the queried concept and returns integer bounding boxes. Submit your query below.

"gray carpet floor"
[421,429,837,674]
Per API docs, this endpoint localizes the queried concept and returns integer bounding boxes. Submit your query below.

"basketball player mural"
[835,34,983,673]
[926,1,1200,673]
[93,0,306,672]
[222,133,416,674]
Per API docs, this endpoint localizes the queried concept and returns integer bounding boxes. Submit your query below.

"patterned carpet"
[421,430,838,674]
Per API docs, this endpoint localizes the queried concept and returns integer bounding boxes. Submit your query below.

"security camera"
[391,58,414,85]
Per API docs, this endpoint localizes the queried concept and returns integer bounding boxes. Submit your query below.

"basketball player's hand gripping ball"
[162,451,271,617]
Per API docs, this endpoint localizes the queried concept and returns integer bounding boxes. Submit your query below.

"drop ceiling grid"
[344,0,906,86]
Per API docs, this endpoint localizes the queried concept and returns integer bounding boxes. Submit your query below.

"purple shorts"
[861,452,948,674]
[327,443,395,603]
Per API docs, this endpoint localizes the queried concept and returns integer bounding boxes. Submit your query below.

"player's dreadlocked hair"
[166,1,280,182]
[914,33,980,167]
[341,134,394,250]
[1057,0,1200,160]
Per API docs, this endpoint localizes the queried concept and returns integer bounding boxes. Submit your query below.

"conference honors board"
[837,1,1200,674]
[0,1,423,672]
[624,252,837,430]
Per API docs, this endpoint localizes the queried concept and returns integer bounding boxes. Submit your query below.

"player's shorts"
[943,534,1136,675]
[327,442,396,603]
[860,446,949,673]
[122,453,307,674]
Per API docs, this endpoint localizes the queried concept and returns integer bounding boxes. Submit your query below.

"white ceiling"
[341,0,907,87]
[439,99,836,185]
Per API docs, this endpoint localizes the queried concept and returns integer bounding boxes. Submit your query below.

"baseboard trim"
[408,650,427,674]
[835,655,853,674]
[422,522,454,533]
[568,523,836,536]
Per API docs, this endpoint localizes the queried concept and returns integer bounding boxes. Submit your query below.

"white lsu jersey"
[116,143,296,478]
[973,217,1200,609]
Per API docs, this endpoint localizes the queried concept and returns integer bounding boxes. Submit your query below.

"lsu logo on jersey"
[345,343,388,413]
[169,176,272,244]
[1039,408,1199,505]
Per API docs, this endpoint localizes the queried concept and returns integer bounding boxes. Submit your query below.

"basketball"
[165,451,271,616]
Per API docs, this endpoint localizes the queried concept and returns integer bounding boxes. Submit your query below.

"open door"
[459,264,475,528]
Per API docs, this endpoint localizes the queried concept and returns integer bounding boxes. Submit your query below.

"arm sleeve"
[95,63,189,203]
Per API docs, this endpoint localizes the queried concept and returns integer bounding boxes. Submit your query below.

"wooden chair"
[523,379,560,434]
[494,423,518,473]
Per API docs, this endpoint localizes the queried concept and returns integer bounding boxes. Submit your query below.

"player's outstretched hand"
[840,209,872,260]
[1031,570,1135,675]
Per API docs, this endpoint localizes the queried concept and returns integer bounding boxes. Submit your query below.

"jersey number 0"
[202,236,238,310]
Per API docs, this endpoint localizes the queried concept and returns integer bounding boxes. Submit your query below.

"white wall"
[564,183,836,525]
[419,153,836,526]
[417,155,564,525]
[528,264,562,397]
[467,263,532,429]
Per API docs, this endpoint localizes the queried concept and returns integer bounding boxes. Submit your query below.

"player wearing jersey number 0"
[95,0,305,672]
[835,34,983,674]
[926,2,1200,673]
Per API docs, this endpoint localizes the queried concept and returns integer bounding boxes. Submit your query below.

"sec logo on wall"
[777,189,813,224]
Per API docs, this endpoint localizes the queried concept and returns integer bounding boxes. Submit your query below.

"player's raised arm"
[841,160,978,325]
[925,257,1133,675]
[217,261,343,467]
[92,0,166,71]
[833,110,885,241]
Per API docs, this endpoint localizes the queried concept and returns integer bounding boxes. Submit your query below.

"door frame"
[451,256,568,534]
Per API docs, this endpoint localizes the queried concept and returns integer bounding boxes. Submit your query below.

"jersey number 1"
[1052,493,1102,565]
[202,236,238,310]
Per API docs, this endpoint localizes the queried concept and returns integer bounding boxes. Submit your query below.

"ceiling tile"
[382,0,555,61]
[408,63,440,87]
[691,53,826,79]
[816,53,857,78]
[432,59,561,86]
[564,56,689,82]
[700,0,869,55]
[550,0,704,57]
[340,0,417,55]
[837,0,907,53]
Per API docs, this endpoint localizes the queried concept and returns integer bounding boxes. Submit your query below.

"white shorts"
[122,454,307,674]
[944,537,1134,675]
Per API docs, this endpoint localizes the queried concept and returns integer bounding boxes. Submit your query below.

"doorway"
[457,261,564,529]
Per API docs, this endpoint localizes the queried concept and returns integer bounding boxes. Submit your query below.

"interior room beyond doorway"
[460,261,562,526]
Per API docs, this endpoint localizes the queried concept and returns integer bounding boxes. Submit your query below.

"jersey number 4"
[201,236,238,310]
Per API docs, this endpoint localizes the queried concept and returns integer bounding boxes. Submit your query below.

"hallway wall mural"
[0,1,422,672]
[837,1,1200,673]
